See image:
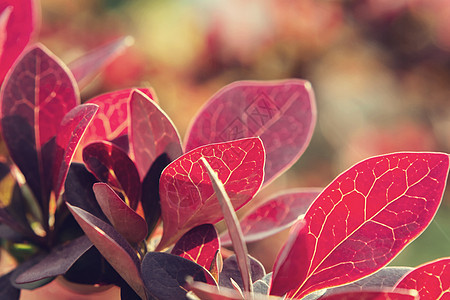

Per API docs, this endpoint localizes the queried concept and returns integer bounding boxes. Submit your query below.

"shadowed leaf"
[394,257,450,299]
[219,255,265,291]
[221,188,321,246]
[158,137,265,250]
[0,271,20,300]
[129,89,182,180]
[270,152,450,299]
[83,141,141,210]
[93,182,147,244]
[184,79,316,186]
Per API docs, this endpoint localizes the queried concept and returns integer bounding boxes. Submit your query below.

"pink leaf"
[394,257,450,299]
[83,141,141,210]
[52,103,98,202]
[74,87,155,162]
[93,182,148,244]
[319,290,418,300]
[1,44,79,205]
[184,79,316,186]
[69,36,134,90]
[171,224,220,274]
[0,0,38,84]
[270,152,450,299]
[157,137,265,250]
[129,89,182,179]
[220,188,321,246]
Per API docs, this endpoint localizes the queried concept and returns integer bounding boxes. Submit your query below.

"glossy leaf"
[69,36,134,90]
[219,255,265,291]
[52,104,99,202]
[394,257,450,299]
[0,0,37,84]
[15,235,92,284]
[171,224,220,272]
[141,252,216,300]
[1,44,79,206]
[74,88,155,161]
[66,203,146,299]
[324,267,413,297]
[319,290,418,300]
[270,152,450,299]
[184,79,316,186]
[93,182,147,244]
[221,188,321,246]
[202,157,253,293]
[158,137,265,250]
[83,141,141,210]
[129,89,182,179]
[0,271,20,300]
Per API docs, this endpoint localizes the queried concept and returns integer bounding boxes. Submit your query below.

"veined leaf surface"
[184,80,316,186]
[394,257,450,299]
[270,152,450,299]
[158,137,265,250]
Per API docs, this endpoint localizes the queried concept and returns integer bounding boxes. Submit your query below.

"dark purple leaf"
[14,235,92,284]
[0,0,37,84]
[394,257,450,299]
[0,271,20,300]
[270,152,450,299]
[10,254,54,290]
[69,36,134,90]
[219,255,265,291]
[141,252,216,300]
[158,137,264,250]
[171,224,220,273]
[253,272,272,295]
[202,157,253,293]
[1,44,79,207]
[66,203,146,299]
[184,80,316,186]
[52,104,99,202]
[221,188,321,246]
[93,182,147,244]
[83,141,141,210]
[74,88,155,161]
[129,89,182,180]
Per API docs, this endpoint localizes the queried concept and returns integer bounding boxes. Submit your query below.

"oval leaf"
[66,203,146,299]
[93,182,147,244]
[171,224,220,272]
[221,188,321,246]
[270,152,450,299]
[184,79,316,186]
[52,103,99,202]
[394,257,450,299]
[219,255,265,291]
[141,252,216,300]
[74,88,155,161]
[158,137,265,250]
[1,44,79,205]
[129,89,182,179]
[83,141,141,210]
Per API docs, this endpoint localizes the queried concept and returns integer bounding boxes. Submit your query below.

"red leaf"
[171,224,220,272]
[93,182,147,244]
[270,152,450,299]
[0,0,38,84]
[74,87,155,161]
[184,79,316,186]
[69,36,134,90]
[129,90,182,179]
[157,137,265,250]
[394,257,450,299]
[66,203,146,299]
[319,290,418,300]
[83,141,141,210]
[1,44,79,205]
[220,188,321,246]
[52,104,98,202]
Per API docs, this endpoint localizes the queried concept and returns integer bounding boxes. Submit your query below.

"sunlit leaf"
[319,289,418,300]
[184,80,316,186]
[270,152,450,299]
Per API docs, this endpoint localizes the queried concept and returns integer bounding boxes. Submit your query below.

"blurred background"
[39,0,450,270]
